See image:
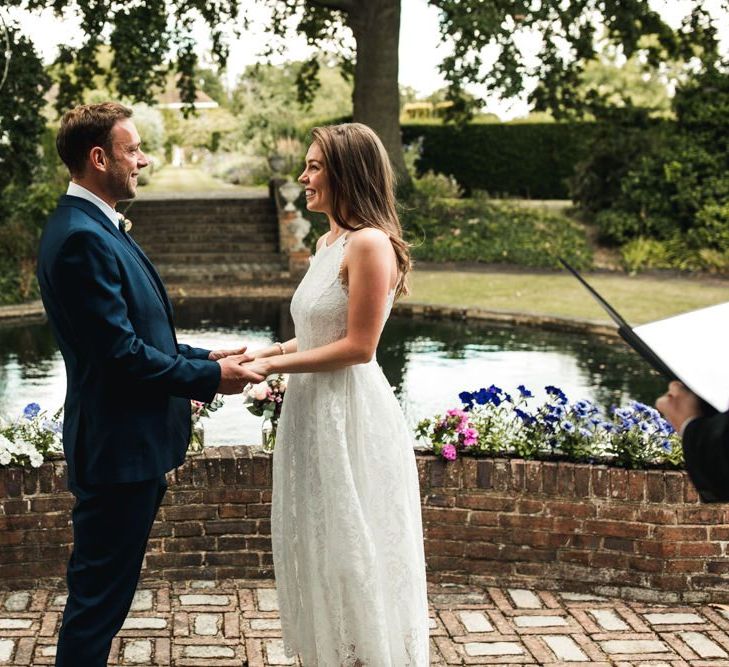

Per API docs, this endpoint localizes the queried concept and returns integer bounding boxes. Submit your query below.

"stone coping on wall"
[2,447,728,604]
[0,297,618,339]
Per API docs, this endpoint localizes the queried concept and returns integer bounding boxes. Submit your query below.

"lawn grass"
[139,166,242,193]
[407,270,728,324]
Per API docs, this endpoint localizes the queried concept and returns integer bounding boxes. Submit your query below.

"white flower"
[29,451,44,468]
[0,449,11,466]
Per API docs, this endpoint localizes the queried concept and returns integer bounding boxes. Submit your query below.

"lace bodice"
[289,232,394,352]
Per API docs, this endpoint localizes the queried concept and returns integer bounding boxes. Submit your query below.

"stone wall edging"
[0,298,617,338]
[2,447,728,604]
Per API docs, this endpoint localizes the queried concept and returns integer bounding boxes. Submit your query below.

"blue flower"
[549,404,566,418]
[23,403,40,420]
[662,440,672,451]
[545,385,568,404]
[517,384,533,398]
[474,388,490,405]
[459,391,474,408]
[561,421,575,433]
[475,386,503,407]
[579,427,592,438]
[515,408,535,424]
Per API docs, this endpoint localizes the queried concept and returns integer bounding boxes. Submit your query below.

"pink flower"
[442,444,457,461]
[446,408,467,419]
[462,428,478,446]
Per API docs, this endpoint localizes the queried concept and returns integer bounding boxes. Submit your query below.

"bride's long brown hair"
[310,123,411,298]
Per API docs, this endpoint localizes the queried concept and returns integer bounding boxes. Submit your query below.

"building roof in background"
[157,83,219,110]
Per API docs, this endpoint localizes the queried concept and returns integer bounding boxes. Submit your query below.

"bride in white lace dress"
[244,123,429,666]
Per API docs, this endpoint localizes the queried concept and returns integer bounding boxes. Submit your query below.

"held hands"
[240,358,273,379]
[655,381,703,433]
[216,354,265,395]
[208,345,250,361]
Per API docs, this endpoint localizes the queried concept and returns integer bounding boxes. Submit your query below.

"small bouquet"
[189,396,225,454]
[0,403,64,468]
[243,374,288,453]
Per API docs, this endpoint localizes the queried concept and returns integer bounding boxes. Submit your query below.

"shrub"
[401,122,600,198]
[402,196,592,270]
[575,65,729,271]
[620,237,672,273]
[0,177,65,304]
[413,171,463,200]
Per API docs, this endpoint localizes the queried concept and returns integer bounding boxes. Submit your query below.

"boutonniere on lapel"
[117,212,133,233]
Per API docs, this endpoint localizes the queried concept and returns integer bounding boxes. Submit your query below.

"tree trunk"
[347,0,410,186]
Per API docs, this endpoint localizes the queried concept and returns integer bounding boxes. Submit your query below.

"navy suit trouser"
[55,475,167,667]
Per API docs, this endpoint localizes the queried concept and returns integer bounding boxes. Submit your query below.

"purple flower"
[442,444,457,461]
[23,403,41,420]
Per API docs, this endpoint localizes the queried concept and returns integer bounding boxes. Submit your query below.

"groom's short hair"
[56,102,133,177]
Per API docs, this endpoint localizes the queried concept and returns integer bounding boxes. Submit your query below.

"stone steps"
[133,232,278,245]
[123,196,287,287]
[148,252,283,264]
[139,242,277,254]
[158,262,288,284]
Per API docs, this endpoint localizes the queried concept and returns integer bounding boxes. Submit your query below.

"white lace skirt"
[271,362,429,666]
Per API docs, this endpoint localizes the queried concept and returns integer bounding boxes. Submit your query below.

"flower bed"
[417,384,683,471]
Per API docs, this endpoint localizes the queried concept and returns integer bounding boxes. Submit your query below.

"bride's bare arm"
[249,339,298,359]
[244,229,395,376]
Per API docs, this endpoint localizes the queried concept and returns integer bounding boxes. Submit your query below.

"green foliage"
[578,65,729,271]
[402,122,598,198]
[412,171,463,200]
[0,123,66,304]
[431,0,720,120]
[402,195,592,270]
[620,236,729,274]
[0,25,51,192]
[7,0,238,114]
[576,42,674,115]
[569,110,668,217]
[619,238,673,274]
[131,104,166,153]
[228,61,353,155]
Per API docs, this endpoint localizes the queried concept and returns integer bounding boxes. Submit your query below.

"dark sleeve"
[682,411,729,503]
[53,231,221,402]
[177,344,212,360]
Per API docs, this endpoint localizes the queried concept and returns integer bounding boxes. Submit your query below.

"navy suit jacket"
[37,195,221,485]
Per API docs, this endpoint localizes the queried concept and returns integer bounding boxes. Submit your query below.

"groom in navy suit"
[37,102,263,666]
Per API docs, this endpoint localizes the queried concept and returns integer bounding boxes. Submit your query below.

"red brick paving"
[2,581,729,665]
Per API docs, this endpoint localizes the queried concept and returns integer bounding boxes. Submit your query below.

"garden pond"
[0,298,667,446]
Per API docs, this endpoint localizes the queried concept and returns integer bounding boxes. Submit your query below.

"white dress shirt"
[67,182,120,229]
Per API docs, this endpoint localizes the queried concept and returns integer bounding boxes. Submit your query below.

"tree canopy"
[1,0,727,184]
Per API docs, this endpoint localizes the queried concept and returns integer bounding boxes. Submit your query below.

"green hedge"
[401,122,601,199]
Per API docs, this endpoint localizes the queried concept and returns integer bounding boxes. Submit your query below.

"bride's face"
[298,142,332,215]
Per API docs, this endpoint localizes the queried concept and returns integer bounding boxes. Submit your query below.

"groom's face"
[104,119,149,201]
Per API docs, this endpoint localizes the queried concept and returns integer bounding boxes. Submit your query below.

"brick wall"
[2,448,728,603]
